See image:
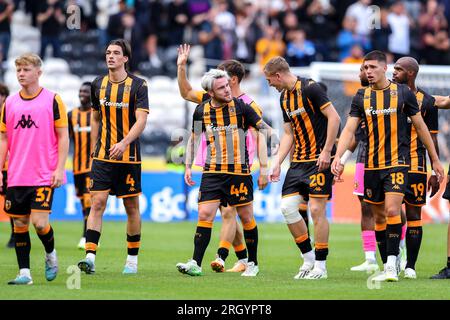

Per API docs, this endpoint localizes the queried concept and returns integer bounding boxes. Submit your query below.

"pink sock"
[401,224,407,241]
[362,230,376,252]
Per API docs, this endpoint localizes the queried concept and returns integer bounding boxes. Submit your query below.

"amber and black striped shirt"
[91,74,149,163]
[192,97,262,174]
[68,107,91,174]
[280,77,335,162]
[407,89,438,173]
[350,82,420,170]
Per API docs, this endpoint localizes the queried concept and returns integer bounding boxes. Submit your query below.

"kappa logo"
[314,187,322,192]
[392,184,401,190]
[417,197,424,202]
[129,187,136,192]
[14,115,38,129]
[42,202,50,208]
[239,196,247,201]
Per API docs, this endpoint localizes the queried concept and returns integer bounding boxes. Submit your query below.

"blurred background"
[0,0,449,223]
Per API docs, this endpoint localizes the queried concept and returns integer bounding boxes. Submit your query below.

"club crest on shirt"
[366,188,372,198]
[5,200,11,211]
[390,90,398,97]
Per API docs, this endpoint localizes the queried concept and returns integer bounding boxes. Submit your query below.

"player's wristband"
[339,150,353,165]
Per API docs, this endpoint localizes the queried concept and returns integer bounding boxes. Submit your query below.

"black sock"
[82,207,90,237]
[234,246,247,260]
[375,229,387,264]
[37,225,54,254]
[406,224,423,270]
[192,226,212,267]
[299,209,309,236]
[85,229,101,255]
[127,234,141,256]
[15,231,31,269]
[296,235,312,255]
[244,226,258,265]
[386,223,402,257]
[447,257,450,268]
[217,247,229,261]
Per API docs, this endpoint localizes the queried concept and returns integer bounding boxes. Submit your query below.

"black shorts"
[443,165,450,201]
[364,166,409,204]
[74,172,91,198]
[90,159,141,198]
[0,170,7,195]
[199,173,253,207]
[282,162,333,200]
[5,186,55,216]
[404,171,427,206]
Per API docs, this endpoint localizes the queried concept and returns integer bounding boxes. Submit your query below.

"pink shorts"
[353,162,365,196]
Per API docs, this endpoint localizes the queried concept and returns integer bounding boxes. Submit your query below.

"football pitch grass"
[0,221,449,300]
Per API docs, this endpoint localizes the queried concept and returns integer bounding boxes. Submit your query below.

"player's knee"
[91,198,107,212]
[385,206,400,217]
[280,196,302,224]
[221,206,236,221]
[309,203,324,219]
[33,221,47,232]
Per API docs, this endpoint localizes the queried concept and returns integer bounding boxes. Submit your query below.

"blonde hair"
[15,53,43,68]
[263,56,290,75]
[201,69,229,91]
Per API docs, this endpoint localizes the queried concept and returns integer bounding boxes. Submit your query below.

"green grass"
[0,221,448,300]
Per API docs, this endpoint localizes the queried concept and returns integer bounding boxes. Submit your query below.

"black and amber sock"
[234,243,247,260]
[386,215,402,257]
[85,229,101,255]
[315,242,329,261]
[14,225,31,269]
[295,233,313,255]
[82,207,90,237]
[243,218,258,265]
[375,223,387,264]
[37,224,54,254]
[127,234,141,256]
[406,220,423,270]
[193,221,213,267]
[217,240,231,261]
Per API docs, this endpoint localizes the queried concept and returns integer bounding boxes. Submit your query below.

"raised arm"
[177,44,203,103]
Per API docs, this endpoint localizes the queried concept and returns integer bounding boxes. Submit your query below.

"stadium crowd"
[1,0,450,76]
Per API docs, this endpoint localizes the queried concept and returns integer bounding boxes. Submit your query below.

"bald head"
[396,57,419,75]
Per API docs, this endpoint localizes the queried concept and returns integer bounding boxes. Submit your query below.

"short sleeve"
[194,91,210,104]
[280,94,290,123]
[349,91,364,118]
[403,86,420,117]
[249,101,263,117]
[91,78,100,111]
[0,103,6,132]
[135,81,149,113]
[53,94,68,128]
[191,106,204,133]
[304,82,331,111]
[242,102,262,128]
[423,95,438,133]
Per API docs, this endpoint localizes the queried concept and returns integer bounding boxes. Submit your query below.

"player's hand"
[51,169,64,188]
[427,174,440,198]
[109,141,127,160]
[258,174,268,190]
[184,167,195,186]
[431,160,445,184]
[317,150,331,172]
[269,163,281,182]
[331,157,344,180]
[177,44,190,66]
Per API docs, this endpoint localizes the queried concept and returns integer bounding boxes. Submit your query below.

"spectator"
[306,0,337,61]
[281,11,299,44]
[233,2,262,64]
[337,16,371,61]
[96,0,120,48]
[371,7,392,55]
[286,28,316,67]
[255,24,285,71]
[167,0,190,47]
[343,44,365,96]
[345,0,373,39]
[37,0,66,59]
[198,8,224,71]
[213,0,236,60]
[387,1,412,61]
[0,0,13,62]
